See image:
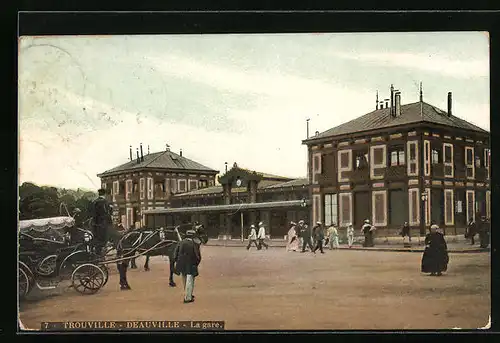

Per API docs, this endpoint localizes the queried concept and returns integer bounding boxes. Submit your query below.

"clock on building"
[236,179,242,187]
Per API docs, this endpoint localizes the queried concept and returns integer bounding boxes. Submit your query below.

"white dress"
[286,227,299,251]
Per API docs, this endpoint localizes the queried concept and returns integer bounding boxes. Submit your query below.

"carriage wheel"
[18,267,30,299]
[71,264,105,295]
[59,251,99,282]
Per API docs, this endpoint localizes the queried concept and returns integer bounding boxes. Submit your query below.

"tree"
[19,182,97,223]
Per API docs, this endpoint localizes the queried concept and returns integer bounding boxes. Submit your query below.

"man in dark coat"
[421,224,449,276]
[312,222,325,254]
[478,216,490,249]
[89,189,113,256]
[300,222,314,253]
[400,221,411,247]
[466,217,477,245]
[174,230,202,303]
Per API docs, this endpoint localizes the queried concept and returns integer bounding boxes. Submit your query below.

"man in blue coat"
[174,230,202,303]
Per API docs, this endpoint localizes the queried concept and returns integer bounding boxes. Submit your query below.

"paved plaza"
[19,246,490,331]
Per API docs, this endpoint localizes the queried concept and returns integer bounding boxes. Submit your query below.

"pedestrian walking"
[465,217,477,245]
[327,224,339,250]
[361,219,375,247]
[421,224,449,276]
[286,222,299,252]
[257,221,269,250]
[246,224,259,250]
[478,216,490,249]
[300,222,314,253]
[400,221,411,247]
[174,230,202,303]
[312,222,325,254]
[346,223,354,248]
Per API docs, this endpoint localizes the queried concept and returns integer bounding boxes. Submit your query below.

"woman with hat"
[346,223,355,248]
[361,219,375,247]
[246,224,259,250]
[421,224,449,276]
[286,221,299,252]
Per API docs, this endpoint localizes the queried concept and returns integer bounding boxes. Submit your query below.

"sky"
[18,32,490,190]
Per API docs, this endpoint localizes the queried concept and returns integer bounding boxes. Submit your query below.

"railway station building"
[98,147,309,239]
[143,163,309,239]
[97,144,219,229]
[302,85,491,237]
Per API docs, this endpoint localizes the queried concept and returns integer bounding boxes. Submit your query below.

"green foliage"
[19,182,97,226]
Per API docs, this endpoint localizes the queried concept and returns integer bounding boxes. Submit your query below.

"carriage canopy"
[18,216,75,233]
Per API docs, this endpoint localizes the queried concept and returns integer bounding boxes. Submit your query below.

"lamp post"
[420,191,428,244]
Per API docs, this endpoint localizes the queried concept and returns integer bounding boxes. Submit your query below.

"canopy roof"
[143,199,310,215]
[18,216,75,233]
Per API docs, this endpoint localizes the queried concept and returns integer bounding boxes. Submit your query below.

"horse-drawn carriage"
[18,215,109,299]
[18,212,209,298]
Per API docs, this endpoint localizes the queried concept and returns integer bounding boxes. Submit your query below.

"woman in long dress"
[421,224,449,276]
[327,224,339,250]
[286,222,299,252]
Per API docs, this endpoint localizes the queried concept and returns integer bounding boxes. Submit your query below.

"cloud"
[18,84,313,189]
[330,51,489,79]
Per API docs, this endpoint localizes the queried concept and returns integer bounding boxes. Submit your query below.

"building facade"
[97,144,219,229]
[303,85,490,237]
[143,163,310,239]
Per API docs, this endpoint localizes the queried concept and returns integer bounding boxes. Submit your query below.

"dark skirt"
[421,247,449,273]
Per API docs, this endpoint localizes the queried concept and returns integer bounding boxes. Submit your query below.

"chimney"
[419,82,423,102]
[129,145,132,161]
[390,84,394,116]
[225,162,228,173]
[447,92,452,117]
[166,144,170,151]
[379,101,384,110]
[375,90,379,110]
[140,143,144,162]
[180,149,183,157]
[315,131,319,136]
[136,148,140,164]
[147,145,150,155]
[384,99,390,108]
[395,91,401,116]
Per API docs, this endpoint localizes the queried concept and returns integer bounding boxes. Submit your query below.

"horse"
[114,224,208,289]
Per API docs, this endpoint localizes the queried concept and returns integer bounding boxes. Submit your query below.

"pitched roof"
[306,101,488,142]
[264,178,309,189]
[173,178,308,197]
[232,166,294,181]
[97,150,218,177]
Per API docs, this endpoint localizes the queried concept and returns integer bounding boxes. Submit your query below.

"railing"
[345,168,370,184]
[384,165,406,180]
[454,166,466,180]
[317,174,337,186]
[475,167,488,182]
[154,191,167,200]
[431,163,444,178]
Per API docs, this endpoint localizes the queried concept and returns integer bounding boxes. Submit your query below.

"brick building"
[97,144,218,228]
[302,85,490,237]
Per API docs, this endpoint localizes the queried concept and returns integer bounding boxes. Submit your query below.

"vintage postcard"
[18,31,490,331]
